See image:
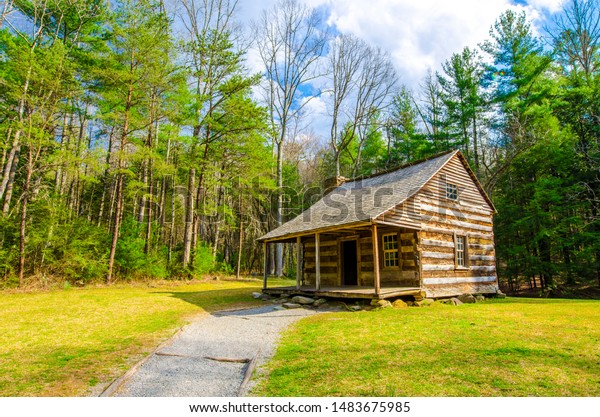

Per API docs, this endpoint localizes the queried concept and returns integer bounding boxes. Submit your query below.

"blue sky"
[243,0,563,84]
[240,0,566,140]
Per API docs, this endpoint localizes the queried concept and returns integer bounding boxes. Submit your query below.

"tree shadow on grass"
[152,287,298,321]
[495,297,598,305]
[156,289,337,318]
[154,287,261,312]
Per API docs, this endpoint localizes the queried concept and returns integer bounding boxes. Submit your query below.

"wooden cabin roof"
[258,150,494,242]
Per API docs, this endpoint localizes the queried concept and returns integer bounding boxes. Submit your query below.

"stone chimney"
[323,175,348,194]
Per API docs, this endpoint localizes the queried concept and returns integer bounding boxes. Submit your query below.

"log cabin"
[257,150,500,300]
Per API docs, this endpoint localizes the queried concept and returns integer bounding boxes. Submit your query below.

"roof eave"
[257,220,373,243]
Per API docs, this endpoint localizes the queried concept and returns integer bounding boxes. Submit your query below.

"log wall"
[417,155,498,297]
[304,235,339,287]
[302,227,419,288]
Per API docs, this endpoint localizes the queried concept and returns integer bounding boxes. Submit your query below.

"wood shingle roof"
[259,151,469,242]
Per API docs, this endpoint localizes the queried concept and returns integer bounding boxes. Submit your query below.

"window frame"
[382,233,400,269]
[454,233,469,269]
[446,182,458,200]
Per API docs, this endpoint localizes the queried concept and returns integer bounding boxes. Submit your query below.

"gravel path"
[110,305,318,397]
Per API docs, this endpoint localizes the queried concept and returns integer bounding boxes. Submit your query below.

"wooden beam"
[260,221,372,243]
[453,232,458,269]
[416,232,424,289]
[372,224,381,296]
[296,236,301,290]
[263,242,268,290]
[356,238,362,286]
[374,219,421,230]
[315,232,321,290]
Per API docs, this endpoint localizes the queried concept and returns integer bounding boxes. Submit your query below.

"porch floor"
[263,285,423,300]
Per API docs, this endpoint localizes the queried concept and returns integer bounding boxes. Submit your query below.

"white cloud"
[240,0,562,89]
[527,0,563,13]
[244,43,264,74]
[322,0,533,88]
[240,0,562,140]
[298,94,330,142]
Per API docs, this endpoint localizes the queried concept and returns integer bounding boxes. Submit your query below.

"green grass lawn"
[0,277,280,397]
[253,298,600,396]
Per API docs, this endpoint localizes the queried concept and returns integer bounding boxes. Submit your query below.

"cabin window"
[446,182,458,200]
[382,233,399,268]
[455,235,467,267]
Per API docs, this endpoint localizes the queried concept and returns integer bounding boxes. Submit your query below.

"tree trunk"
[106,171,123,284]
[18,146,34,286]
[191,145,210,268]
[353,139,364,177]
[97,127,115,225]
[275,139,284,277]
[107,176,117,231]
[461,120,470,160]
[143,109,156,254]
[269,241,275,275]
[1,62,31,206]
[106,76,134,284]
[182,167,195,268]
[54,112,70,194]
[159,136,170,231]
[138,159,148,222]
[167,175,175,265]
[236,192,244,279]
[144,156,153,254]
[212,178,225,260]
[236,220,243,279]
[0,127,11,189]
[0,128,9,178]
[472,114,479,174]
[2,145,19,214]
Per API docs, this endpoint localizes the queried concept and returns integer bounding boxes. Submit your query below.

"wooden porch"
[261,223,422,301]
[263,285,423,300]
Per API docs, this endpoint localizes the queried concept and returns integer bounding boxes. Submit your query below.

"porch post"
[315,232,321,290]
[263,242,268,290]
[372,224,381,296]
[296,236,302,290]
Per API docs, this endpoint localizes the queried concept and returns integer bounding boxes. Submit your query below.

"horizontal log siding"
[378,197,421,229]
[426,156,491,210]
[357,228,418,287]
[303,234,339,287]
[302,228,419,288]
[417,154,498,297]
[375,154,492,230]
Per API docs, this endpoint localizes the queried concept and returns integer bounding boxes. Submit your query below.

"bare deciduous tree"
[326,35,398,177]
[254,0,327,276]
[418,69,446,145]
[0,0,14,29]
[327,34,363,177]
[350,45,398,177]
[551,0,600,76]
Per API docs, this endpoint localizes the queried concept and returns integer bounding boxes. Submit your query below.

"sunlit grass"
[254,298,600,396]
[0,277,281,396]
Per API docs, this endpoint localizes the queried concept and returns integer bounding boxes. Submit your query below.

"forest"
[0,0,598,294]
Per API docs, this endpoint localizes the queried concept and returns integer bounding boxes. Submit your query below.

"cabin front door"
[341,240,358,286]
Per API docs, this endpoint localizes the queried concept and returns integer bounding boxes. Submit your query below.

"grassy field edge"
[0,277,281,397]
[252,298,600,397]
